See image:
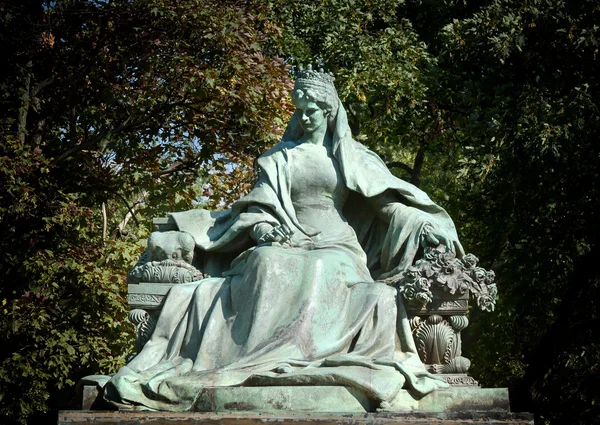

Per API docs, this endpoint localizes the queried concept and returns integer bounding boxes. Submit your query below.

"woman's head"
[280,66,354,146]
[292,87,339,133]
[291,66,339,133]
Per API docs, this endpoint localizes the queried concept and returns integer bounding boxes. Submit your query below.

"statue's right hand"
[257,224,294,245]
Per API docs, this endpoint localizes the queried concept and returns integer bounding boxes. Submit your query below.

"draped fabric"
[170,102,462,279]
[104,103,460,411]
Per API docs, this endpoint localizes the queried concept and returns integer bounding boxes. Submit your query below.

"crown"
[295,64,336,90]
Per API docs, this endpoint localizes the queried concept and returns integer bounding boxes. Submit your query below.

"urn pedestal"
[406,289,479,387]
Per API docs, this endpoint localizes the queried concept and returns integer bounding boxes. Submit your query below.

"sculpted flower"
[431,251,462,276]
[415,291,433,305]
[435,252,455,267]
[401,284,417,301]
[436,272,461,294]
[471,266,487,284]
[477,294,495,312]
[443,264,455,275]
[417,277,431,291]
[424,247,438,262]
[485,270,496,285]
[462,253,479,269]
[429,256,461,293]
[403,266,420,280]
[421,263,435,278]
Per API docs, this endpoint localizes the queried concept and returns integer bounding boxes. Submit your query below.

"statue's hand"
[421,223,464,255]
[257,224,294,246]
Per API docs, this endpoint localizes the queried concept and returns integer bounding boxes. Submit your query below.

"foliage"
[432,1,600,423]
[0,135,140,421]
[0,0,291,423]
[271,1,599,423]
[1,0,599,424]
[408,1,600,423]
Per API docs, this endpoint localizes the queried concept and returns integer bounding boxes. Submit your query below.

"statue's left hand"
[421,223,464,255]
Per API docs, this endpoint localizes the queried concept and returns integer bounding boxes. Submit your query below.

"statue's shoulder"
[258,140,297,161]
[349,138,380,157]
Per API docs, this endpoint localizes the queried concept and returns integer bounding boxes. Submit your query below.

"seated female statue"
[104,66,464,411]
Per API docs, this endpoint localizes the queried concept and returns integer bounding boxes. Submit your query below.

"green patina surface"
[96,66,473,413]
[193,386,509,414]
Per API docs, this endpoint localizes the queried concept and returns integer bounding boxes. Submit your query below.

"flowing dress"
[104,108,462,411]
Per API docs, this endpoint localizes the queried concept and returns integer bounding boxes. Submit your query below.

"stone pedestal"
[75,385,526,419]
[59,410,533,425]
[189,386,510,414]
[407,290,476,385]
[127,282,172,352]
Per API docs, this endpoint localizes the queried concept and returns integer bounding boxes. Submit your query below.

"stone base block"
[193,386,370,413]
[62,386,529,423]
[189,386,510,414]
[58,410,533,425]
[382,387,509,413]
[79,385,509,414]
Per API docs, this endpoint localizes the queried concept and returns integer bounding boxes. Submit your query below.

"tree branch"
[154,162,181,177]
[17,66,32,144]
[101,202,108,242]
[411,141,426,188]
[110,190,147,239]
[54,102,175,163]
[386,161,413,175]
[105,189,141,228]
[30,75,55,98]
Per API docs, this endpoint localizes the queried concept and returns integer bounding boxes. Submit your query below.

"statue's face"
[294,98,327,134]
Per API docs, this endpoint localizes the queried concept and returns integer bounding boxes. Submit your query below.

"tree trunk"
[17,66,32,144]
[410,142,426,188]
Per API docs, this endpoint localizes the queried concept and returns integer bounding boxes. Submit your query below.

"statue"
[102,66,485,412]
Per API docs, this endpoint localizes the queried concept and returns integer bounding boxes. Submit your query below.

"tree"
[0,0,291,422]
[2,0,599,423]
[271,1,599,423]
[429,2,600,423]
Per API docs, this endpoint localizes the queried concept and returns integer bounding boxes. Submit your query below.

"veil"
[276,95,463,278]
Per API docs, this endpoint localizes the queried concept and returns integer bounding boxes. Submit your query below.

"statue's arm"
[367,191,462,254]
[247,205,275,241]
[367,190,407,224]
